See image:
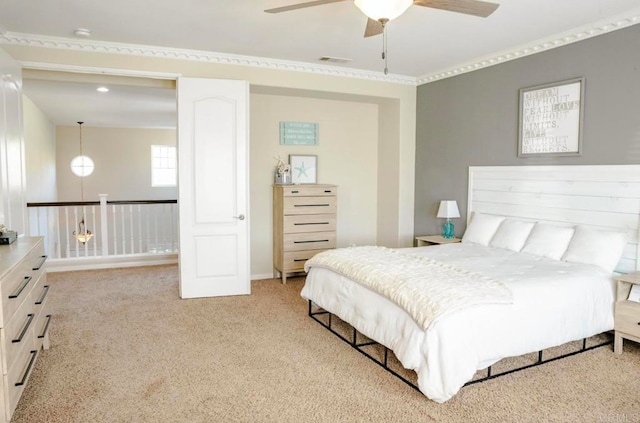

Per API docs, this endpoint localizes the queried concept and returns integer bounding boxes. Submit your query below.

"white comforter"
[300,243,616,403]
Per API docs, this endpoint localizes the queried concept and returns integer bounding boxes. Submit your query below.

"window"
[151,145,177,187]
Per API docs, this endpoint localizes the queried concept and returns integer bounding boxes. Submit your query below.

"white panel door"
[177,78,250,298]
[0,48,27,235]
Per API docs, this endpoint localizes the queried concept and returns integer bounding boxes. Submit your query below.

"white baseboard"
[46,253,178,272]
[251,273,276,281]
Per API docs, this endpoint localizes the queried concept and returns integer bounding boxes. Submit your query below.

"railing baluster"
[99,194,109,257]
[83,205,89,257]
[121,205,126,255]
[171,203,176,253]
[129,204,134,254]
[91,205,97,257]
[55,208,61,259]
[112,204,118,255]
[154,205,159,253]
[137,204,142,254]
[73,206,79,258]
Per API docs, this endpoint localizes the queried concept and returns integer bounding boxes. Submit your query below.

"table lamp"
[437,200,460,239]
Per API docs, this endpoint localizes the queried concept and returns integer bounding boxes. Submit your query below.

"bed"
[300,165,640,403]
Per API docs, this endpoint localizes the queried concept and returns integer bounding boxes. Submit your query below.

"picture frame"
[518,77,585,157]
[289,154,317,184]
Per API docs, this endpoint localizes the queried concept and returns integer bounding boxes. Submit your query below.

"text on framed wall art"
[279,122,319,146]
[518,77,585,157]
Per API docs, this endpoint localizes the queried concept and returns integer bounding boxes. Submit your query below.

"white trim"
[46,253,178,272]
[20,61,181,79]
[0,31,417,86]
[2,8,639,87]
[251,273,277,281]
[417,9,640,85]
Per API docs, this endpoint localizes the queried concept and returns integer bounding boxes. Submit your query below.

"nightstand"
[415,235,461,247]
[613,272,640,354]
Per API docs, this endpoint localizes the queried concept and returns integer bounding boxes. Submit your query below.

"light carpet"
[11,265,640,423]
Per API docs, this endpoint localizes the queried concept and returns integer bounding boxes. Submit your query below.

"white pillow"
[462,213,505,246]
[489,219,535,252]
[521,223,575,260]
[562,226,627,272]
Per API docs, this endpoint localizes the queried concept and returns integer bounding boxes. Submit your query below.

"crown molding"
[417,10,640,85]
[0,32,418,86]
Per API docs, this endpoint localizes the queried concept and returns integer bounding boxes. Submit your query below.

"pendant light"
[72,122,94,244]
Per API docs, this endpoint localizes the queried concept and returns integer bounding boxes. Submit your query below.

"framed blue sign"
[280,122,319,146]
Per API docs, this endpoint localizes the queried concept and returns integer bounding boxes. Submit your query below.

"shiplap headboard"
[468,165,640,273]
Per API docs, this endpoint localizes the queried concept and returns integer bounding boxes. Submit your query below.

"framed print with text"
[518,77,585,157]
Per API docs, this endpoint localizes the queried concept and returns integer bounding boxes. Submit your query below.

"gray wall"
[415,24,640,238]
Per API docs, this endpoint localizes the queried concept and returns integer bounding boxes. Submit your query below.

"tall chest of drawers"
[273,184,337,284]
[0,237,50,422]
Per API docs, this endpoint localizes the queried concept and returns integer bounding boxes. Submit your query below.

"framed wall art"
[518,77,585,157]
[289,154,317,184]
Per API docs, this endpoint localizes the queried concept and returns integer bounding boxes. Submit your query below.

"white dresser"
[273,184,337,284]
[0,237,50,422]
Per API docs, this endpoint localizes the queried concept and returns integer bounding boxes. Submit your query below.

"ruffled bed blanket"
[305,246,513,330]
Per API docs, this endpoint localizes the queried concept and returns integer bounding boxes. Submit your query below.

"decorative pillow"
[521,223,575,260]
[489,219,535,252]
[461,212,505,246]
[562,226,627,272]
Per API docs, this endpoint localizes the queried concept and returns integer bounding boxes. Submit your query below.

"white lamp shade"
[354,0,413,21]
[437,200,460,219]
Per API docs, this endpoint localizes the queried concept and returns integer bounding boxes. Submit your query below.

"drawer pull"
[324,190,332,193]
[294,204,329,207]
[9,276,32,299]
[36,285,50,305]
[15,350,38,387]
[291,190,299,193]
[294,240,329,244]
[32,255,48,271]
[38,314,52,339]
[294,222,329,226]
[293,259,309,262]
[13,314,35,344]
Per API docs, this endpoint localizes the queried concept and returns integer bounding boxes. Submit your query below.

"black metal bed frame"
[308,300,613,393]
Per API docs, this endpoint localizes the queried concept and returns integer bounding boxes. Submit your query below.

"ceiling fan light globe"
[354,0,413,21]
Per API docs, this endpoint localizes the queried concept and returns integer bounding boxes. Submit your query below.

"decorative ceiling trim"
[416,10,640,85]
[0,31,418,86]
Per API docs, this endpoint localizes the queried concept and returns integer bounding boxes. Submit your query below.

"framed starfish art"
[289,154,317,184]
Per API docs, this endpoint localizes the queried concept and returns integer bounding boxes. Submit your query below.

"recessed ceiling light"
[74,28,91,38]
[96,87,109,93]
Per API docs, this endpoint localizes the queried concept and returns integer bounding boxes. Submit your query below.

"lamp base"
[442,219,455,239]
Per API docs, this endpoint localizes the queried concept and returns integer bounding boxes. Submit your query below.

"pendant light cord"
[380,19,389,75]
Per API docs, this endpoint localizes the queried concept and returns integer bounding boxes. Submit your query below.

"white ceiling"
[3,0,640,128]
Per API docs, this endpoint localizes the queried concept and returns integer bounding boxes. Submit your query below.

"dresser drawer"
[284,232,336,252]
[283,250,329,272]
[284,196,336,215]
[7,339,37,418]
[615,300,640,338]
[1,295,36,374]
[0,246,45,327]
[282,185,336,197]
[284,214,336,234]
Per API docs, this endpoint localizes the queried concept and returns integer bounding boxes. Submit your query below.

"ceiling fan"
[265,0,500,38]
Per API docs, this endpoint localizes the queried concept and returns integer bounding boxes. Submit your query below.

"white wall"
[250,93,378,277]
[23,95,57,202]
[56,126,176,202]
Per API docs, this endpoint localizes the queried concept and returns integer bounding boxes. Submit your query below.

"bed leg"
[582,338,587,350]
[538,351,543,363]
[352,328,357,346]
[384,347,389,368]
[487,366,492,378]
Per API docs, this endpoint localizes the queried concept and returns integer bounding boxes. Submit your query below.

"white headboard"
[468,165,640,273]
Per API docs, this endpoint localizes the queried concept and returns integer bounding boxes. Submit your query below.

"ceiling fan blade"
[265,0,350,14]
[413,0,499,18]
[364,18,384,37]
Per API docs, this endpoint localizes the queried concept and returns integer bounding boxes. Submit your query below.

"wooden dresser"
[0,237,50,422]
[273,184,337,284]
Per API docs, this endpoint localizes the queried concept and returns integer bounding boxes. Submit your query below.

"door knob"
[233,214,245,221]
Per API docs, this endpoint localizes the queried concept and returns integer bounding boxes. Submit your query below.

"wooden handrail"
[27,200,177,207]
